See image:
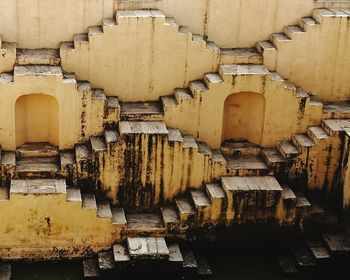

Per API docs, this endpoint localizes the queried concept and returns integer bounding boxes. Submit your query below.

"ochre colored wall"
[0,0,114,48]
[222,92,265,144]
[15,94,59,147]
[264,9,350,100]
[61,11,219,101]
[0,0,341,48]
[0,192,117,260]
[0,70,106,151]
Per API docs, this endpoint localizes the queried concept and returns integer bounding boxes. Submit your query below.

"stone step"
[322,119,350,136]
[98,249,115,271]
[168,128,183,143]
[299,17,317,30]
[256,41,276,56]
[221,140,261,157]
[197,142,212,156]
[82,258,100,278]
[323,232,350,255]
[10,178,66,195]
[190,190,211,222]
[90,137,107,153]
[119,121,168,135]
[127,237,169,260]
[270,33,291,48]
[14,65,62,77]
[219,64,270,78]
[283,25,305,39]
[306,240,331,261]
[221,176,283,211]
[307,126,330,143]
[81,193,97,210]
[168,243,184,266]
[182,249,198,271]
[66,187,82,203]
[126,212,166,237]
[203,73,223,88]
[1,152,16,167]
[73,33,89,48]
[292,134,314,151]
[189,80,208,97]
[160,205,180,230]
[226,155,272,176]
[205,183,225,222]
[174,88,192,103]
[97,201,113,218]
[75,144,92,176]
[15,157,60,178]
[175,197,195,222]
[161,95,177,108]
[113,243,130,264]
[16,142,59,158]
[111,207,127,228]
[277,141,300,159]
[261,149,288,169]
[277,255,299,275]
[16,48,60,65]
[219,48,263,65]
[295,192,311,217]
[120,102,164,121]
[60,151,76,176]
[104,129,119,145]
[323,100,350,118]
[182,134,198,149]
[291,247,316,268]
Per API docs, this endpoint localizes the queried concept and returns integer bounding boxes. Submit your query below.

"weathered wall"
[60,10,219,101]
[163,66,320,148]
[0,67,105,150]
[264,9,350,101]
[0,188,116,260]
[94,123,226,207]
[0,0,114,48]
[0,0,343,48]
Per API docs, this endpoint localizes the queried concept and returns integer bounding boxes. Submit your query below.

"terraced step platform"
[16,142,58,158]
[16,157,60,178]
[120,101,164,121]
[16,49,60,66]
[126,212,166,237]
[10,178,66,194]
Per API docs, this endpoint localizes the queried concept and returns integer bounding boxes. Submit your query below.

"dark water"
[12,243,339,280]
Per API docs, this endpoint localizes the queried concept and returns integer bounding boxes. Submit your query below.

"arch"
[222,92,265,145]
[15,94,59,147]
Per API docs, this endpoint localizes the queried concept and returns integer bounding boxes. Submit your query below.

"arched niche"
[222,92,265,145]
[15,94,59,147]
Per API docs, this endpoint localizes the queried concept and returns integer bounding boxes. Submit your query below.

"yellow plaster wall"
[0,0,114,48]
[0,71,105,151]
[61,11,219,101]
[264,9,350,100]
[164,68,312,148]
[0,0,326,49]
[0,193,116,260]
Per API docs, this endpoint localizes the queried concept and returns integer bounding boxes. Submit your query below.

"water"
[12,243,339,280]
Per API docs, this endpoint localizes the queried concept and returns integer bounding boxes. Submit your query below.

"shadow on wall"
[15,94,59,147]
[222,92,265,145]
